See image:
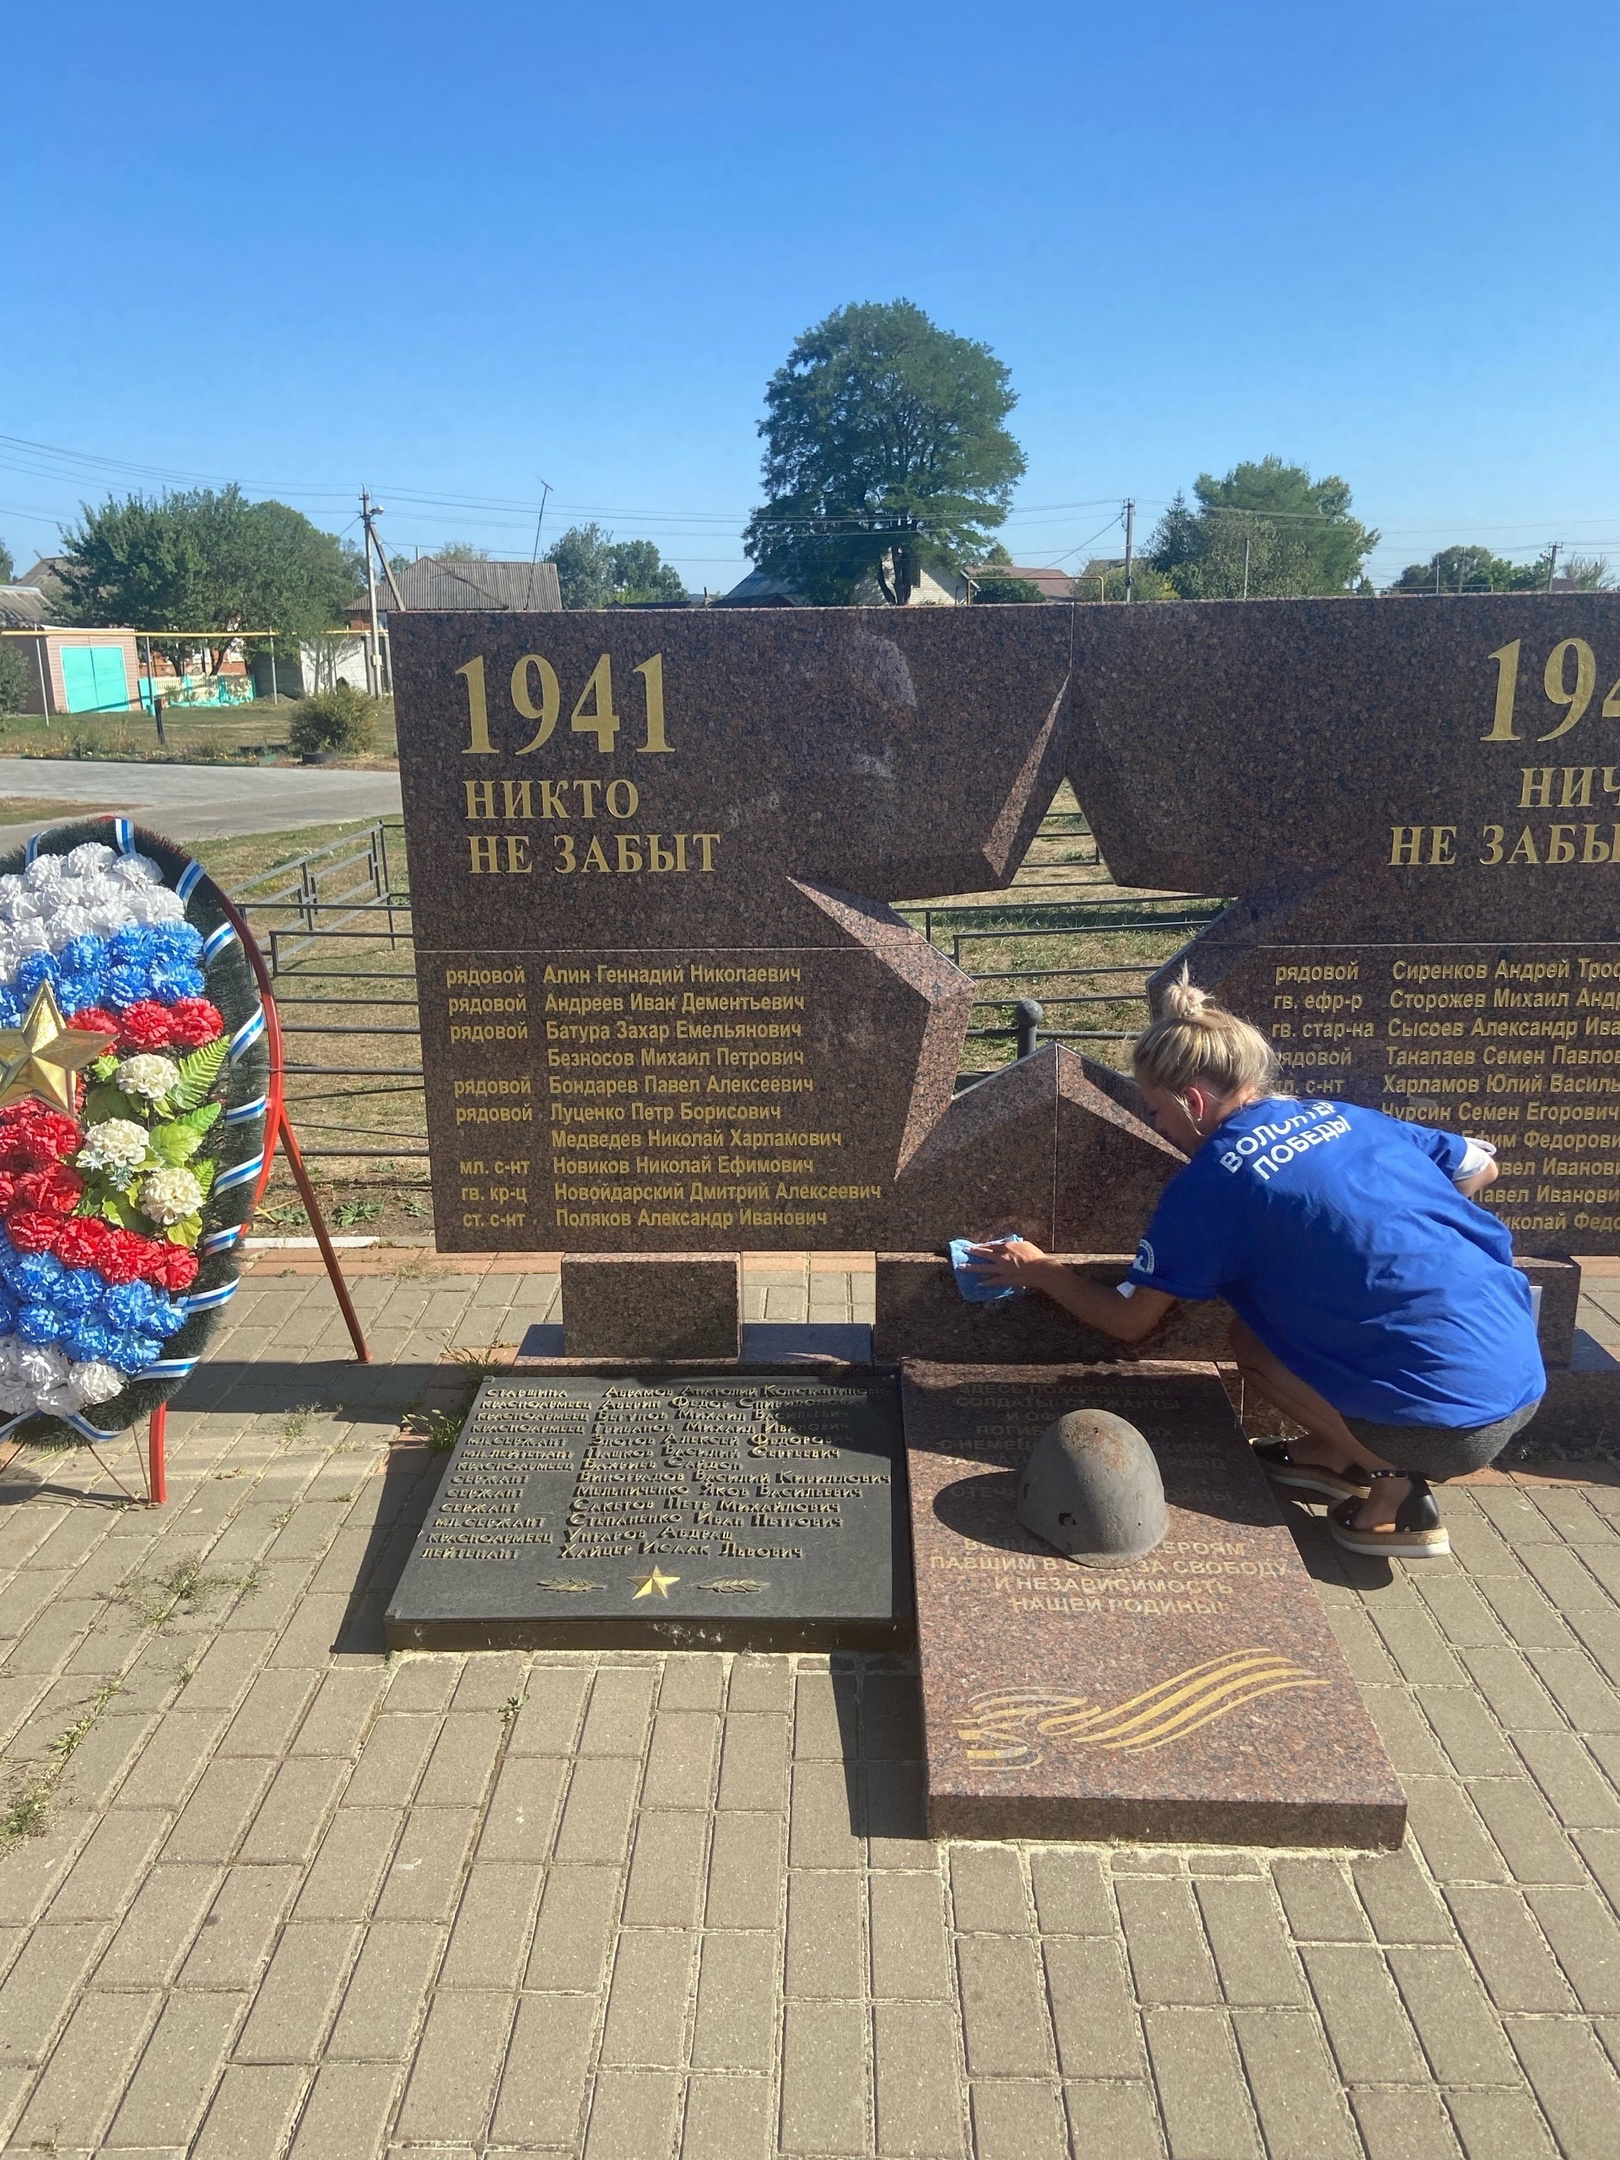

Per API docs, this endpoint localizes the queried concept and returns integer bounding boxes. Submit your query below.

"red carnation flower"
[96,1228,153,1285]
[166,999,224,1051]
[0,1105,80,1171]
[67,1006,120,1041]
[51,1219,102,1270]
[118,1002,174,1052]
[148,1244,199,1292]
[6,1210,60,1254]
[12,1165,83,1218]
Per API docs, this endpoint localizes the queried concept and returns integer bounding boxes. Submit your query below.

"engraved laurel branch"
[959,1650,1329,1765]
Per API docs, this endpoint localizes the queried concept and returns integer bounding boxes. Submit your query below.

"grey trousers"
[1342,1400,1542,1482]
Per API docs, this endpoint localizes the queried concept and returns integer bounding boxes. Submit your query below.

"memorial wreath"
[0,819,269,1443]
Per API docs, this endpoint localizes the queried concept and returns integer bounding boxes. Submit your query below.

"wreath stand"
[143,894,371,1504]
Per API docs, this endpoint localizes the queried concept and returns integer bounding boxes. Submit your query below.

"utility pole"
[1123,499,1135,602]
[1546,542,1561,594]
[1242,535,1251,601]
[360,490,382,696]
[358,494,406,693]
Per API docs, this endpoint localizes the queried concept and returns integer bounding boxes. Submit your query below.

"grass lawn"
[0,698,398,768]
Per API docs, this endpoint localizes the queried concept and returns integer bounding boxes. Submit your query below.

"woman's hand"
[963,1236,1060,1291]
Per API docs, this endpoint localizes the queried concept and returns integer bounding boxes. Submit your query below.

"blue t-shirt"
[1126,1096,1545,1428]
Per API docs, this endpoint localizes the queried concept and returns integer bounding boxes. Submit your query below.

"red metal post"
[213,891,371,1365]
[147,1403,167,1505]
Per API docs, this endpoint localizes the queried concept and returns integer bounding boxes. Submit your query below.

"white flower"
[65,844,114,876]
[109,854,163,887]
[70,1361,123,1406]
[139,1166,204,1224]
[116,1055,179,1102]
[22,857,65,891]
[79,1118,150,1173]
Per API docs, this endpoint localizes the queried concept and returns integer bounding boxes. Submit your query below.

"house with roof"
[0,584,143,718]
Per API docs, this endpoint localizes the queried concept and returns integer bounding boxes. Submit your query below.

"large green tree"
[546,524,685,607]
[60,486,360,658]
[744,299,1025,604]
[1150,457,1378,598]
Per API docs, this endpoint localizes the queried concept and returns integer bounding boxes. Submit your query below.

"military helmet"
[1018,1408,1166,1566]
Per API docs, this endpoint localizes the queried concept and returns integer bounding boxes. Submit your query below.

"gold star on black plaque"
[632,1565,680,1600]
[0,985,118,1114]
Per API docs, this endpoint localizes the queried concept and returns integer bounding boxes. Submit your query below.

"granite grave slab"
[386,1371,909,1651]
[902,1359,1406,1846]
[561,1252,740,1359]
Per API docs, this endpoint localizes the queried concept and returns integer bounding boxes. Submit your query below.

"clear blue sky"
[6,2,1617,594]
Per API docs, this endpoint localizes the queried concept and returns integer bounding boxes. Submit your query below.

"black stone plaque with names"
[385,1371,910,1651]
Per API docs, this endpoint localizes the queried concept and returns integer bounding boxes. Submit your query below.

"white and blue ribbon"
[136,1357,198,1381]
[228,1008,265,1063]
[214,1153,263,1194]
[201,1224,243,1255]
[62,1410,123,1442]
[176,860,204,903]
[224,1094,267,1127]
[180,1281,237,1315]
[114,819,134,856]
[24,834,39,864]
[202,921,239,963]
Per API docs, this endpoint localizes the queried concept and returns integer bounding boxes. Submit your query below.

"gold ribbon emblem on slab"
[959,1650,1329,1765]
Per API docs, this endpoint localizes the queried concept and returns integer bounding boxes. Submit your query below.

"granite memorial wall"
[392,594,1620,1260]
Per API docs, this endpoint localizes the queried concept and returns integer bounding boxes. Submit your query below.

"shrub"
[0,642,30,716]
[288,683,379,758]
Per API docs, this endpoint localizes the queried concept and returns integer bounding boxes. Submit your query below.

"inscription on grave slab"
[904,1360,1405,1846]
[386,1373,909,1650]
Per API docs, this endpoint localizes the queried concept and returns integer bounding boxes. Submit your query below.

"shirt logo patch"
[1135,1237,1155,1276]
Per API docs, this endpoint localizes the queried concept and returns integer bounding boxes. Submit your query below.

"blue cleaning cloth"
[949,1234,1024,1304]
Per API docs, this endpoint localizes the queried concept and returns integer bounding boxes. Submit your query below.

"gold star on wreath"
[632,1565,680,1600]
[0,985,118,1115]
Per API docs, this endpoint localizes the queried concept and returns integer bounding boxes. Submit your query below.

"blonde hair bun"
[1158,976,1216,1023]
[1133,968,1278,1100]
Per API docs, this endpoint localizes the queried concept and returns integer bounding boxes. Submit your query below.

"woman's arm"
[1456,1156,1499,1201]
[964,1238,1178,1345]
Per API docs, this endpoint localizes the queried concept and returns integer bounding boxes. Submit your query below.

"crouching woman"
[968,977,1544,1559]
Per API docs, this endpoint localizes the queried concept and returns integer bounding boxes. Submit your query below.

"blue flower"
[150,924,202,963]
[17,1303,67,1346]
[0,991,21,1028]
[149,963,206,1001]
[64,1318,118,1367]
[10,1254,65,1302]
[151,1296,188,1336]
[15,952,61,998]
[104,965,149,1011]
[109,1332,162,1374]
[54,1271,100,1318]
[56,978,103,1018]
[60,935,108,977]
[0,1296,18,1336]
[104,1281,159,1331]
[109,925,155,965]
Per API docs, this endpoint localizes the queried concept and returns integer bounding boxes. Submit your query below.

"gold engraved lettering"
[456,655,494,754]
[512,654,560,748]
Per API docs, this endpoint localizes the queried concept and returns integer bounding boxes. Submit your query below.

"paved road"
[0,758,402,841]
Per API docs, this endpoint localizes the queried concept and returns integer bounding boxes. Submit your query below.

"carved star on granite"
[632,1565,680,1600]
[0,985,119,1115]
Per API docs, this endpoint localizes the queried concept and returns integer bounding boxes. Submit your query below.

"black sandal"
[1252,1441,1373,1506]
[1327,1470,1450,1559]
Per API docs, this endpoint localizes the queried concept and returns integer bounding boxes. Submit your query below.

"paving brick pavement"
[0,1257,1610,2155]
